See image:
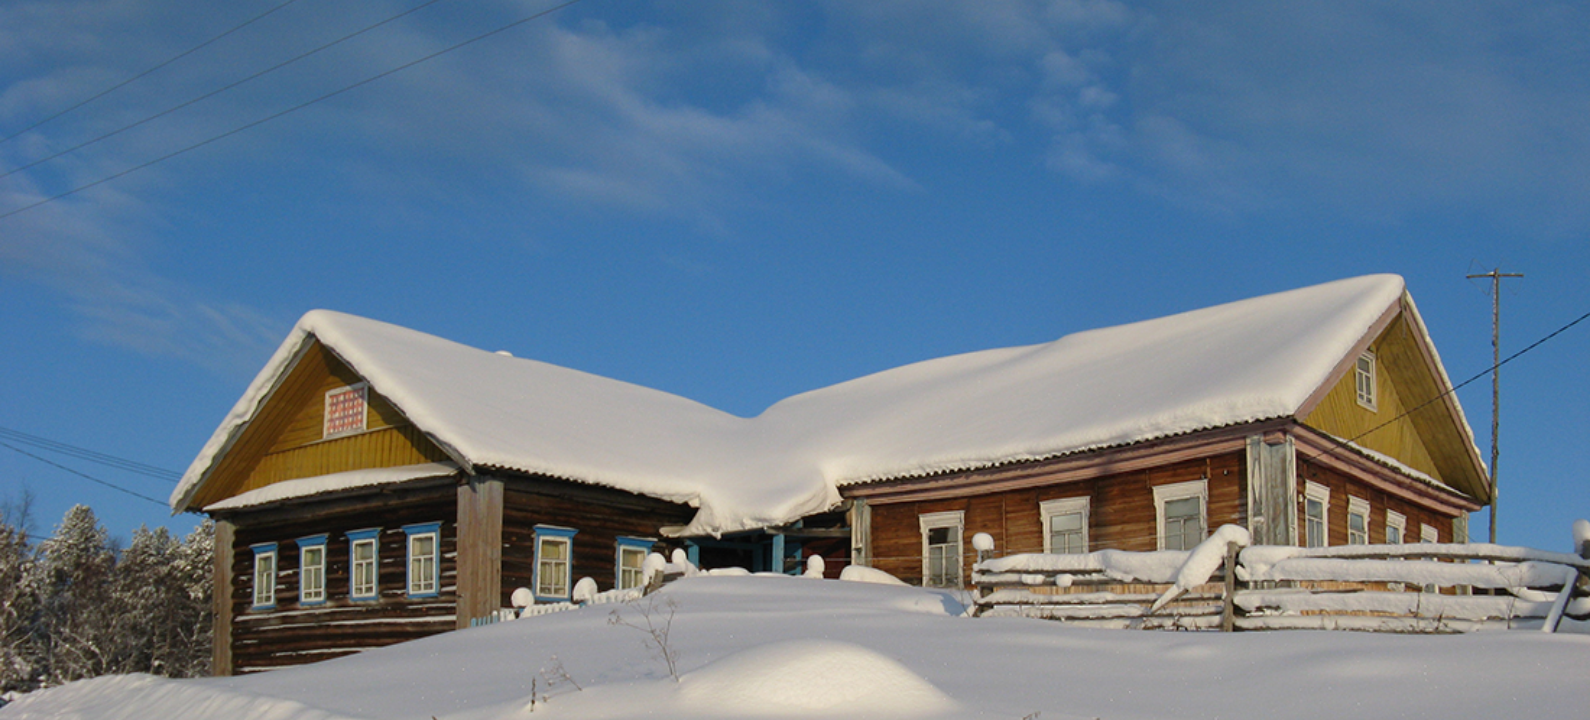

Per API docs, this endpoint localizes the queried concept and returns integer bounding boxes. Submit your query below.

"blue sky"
[1,0,1585,552]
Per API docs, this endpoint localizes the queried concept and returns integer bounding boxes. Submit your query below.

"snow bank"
[679,640,957,717]
[838,565,908,586]
[977,548,1191,584]
[173,276,1426,538]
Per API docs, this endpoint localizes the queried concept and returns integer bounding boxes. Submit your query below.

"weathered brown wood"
[212,520,235,676]
[456,477,503,628]
[1222,540,1237,632]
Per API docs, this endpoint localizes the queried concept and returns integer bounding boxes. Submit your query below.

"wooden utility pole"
[1466,269,1523,543]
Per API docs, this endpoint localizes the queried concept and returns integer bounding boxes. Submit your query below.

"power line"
[0,0,309,146]
[0,0,586,223]
[0,425,181,483]
[0,440,168,507]
[0,0,451,181]
[1306,306,1590,466]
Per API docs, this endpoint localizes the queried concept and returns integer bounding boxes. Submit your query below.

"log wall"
[1297,458,1455,544]
[867,452,1248,587]
[224,485,458,673]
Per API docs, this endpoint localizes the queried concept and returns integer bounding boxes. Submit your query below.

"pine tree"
[0,515,37,693]
[32,504,116,686]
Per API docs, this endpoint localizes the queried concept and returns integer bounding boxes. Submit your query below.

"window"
[1355,351,1378,411]
[297,534,328,605]
[348,528,380,600]
[404,522,441,598]
[1420,523,1438,544]
[1304,481,1330,548]
[1385,510,1406,545]
[616,537,655,590]
[323,383,368,438]
[1040,497,1090,554]
[251,543,277,610]
[1154,480,1207,551]
[919,511,964,588]
[1347,497,1370,546]
[535,526,577,600]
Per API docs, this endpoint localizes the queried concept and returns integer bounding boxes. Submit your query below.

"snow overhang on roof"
[176,274,1464,536]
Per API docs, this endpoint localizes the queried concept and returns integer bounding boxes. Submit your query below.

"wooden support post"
[456,477,504,629]
[771,532,787,574]
[1221,541,1238,632]
[212,519,234,676]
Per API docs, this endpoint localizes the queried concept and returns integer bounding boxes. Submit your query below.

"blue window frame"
[251,542,278,610]
[533,525,578,601]
[295,534,329,606]
[615,536,656,590]
[347,528,381,601]
[403,522,442,598]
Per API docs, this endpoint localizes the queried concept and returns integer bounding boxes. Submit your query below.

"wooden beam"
[212,520,235,676]
[455,477,503,629]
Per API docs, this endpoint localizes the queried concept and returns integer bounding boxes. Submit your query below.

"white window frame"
[1153,479,1208,551]
[1040,497,1090,555]
[1420,523,1439,544]
[251,543,277,610]
[348,529,380,600]
[534,525,577,601]
[1355,351,1378,411]
[919,511,965,589]
[323,382,369,438]
[297,535,328,605]
[1346,497,1370,546]
[1304,481,1330,548]
[615,536,654,590]
[403,522,440,598]
[1385,510,1407,545]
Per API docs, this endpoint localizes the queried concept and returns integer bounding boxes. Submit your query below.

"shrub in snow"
[608,595,681,682]
[572,577,599,604]
[803,555,825,578]
[839,565,908,586]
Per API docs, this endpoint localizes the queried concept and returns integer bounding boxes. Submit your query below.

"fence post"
[1221,541,1239,632]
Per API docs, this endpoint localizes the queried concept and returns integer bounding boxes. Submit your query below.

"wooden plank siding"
[224,485,458,673]
[1302,327,1442,483]
[192,341,450,509]
[866,452,1248,586]
[498,478,696,607]
[1296,459,1454,546]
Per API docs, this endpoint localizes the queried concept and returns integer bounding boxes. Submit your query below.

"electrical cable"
[0,425,181,482]
[0,0,450,181]
[0,0,586,223]
[0,440,168,506]
[0,0,309,146]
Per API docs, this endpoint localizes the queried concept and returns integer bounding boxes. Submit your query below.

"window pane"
[1165,497,1199,519]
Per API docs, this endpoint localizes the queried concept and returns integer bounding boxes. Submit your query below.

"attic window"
[324,383,368,438]
[1354,351,1378,411]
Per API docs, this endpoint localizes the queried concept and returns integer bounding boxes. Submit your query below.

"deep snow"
[5,575,1586,720]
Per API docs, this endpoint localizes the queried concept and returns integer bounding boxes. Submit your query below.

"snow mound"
[838,565,908,585]
[679,640,957,717]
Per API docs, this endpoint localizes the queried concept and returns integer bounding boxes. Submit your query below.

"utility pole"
[1466,269,1523,543]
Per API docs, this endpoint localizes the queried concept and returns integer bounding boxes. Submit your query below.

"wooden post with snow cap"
[1221,541,1238,632]
[971,533,996,617]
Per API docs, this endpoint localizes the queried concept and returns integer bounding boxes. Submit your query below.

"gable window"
[251,543,278,610]
[1304,481,1330,548]
[403,522,441,598]
[1040,497,1090,555]
[1154,480,1207,551]
[919,511,964,588]
[1347,497,1370,545]
[324,383,368,438]
[348,528,380,600]
[1355,351,1378,411]
[534,525,577,600]
[296,534,328,605]
[1385,510,1406,545]
[615,537,655,590]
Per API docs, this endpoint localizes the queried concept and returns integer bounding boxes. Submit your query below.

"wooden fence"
[972,527,1590,634]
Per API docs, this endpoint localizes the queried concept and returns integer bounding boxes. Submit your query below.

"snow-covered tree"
[0,513,37,693]
[31,504,117,686]
[110,522,213,678]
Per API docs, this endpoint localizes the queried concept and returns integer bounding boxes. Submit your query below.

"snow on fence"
[972,522,1590,634]
[470,551,696,627]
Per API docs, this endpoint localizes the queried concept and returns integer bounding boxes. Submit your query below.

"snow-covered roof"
[203,462,460,512]
[174,274,1429,536]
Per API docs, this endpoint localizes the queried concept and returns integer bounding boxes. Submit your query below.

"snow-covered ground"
[4,575,1587,720]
